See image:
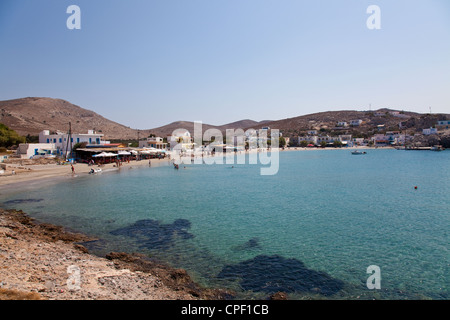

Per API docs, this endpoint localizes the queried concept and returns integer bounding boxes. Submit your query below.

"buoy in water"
[414,186,418,190]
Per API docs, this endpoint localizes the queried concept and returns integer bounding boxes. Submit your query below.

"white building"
[372,134,389,146]
[422,128,438,135]
[17,143,56,159]
[39,130,107,156]
[336,121,348,127]
[339,134,353,147]
[352,138,366,146]
[298,136,318,145]
[437,120,450,129]
[317,135,336,144]
[167,129,195,151]
[139,137,167,149]
[350,120,363,127]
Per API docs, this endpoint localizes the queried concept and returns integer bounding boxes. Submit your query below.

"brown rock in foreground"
[0,209,232,300]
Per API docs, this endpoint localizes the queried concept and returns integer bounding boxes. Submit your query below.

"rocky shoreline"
[0,208,233,300]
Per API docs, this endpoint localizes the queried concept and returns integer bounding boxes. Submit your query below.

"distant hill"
[147,119,272,137]
[1,97,448,141]
[259,109,450,137]
[0,97,268,140]
[0,97,145,140]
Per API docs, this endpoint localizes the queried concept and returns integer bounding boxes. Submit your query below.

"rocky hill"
[261,109,449,138]
[147,119,271,137]
[1,97,448,141]
[0,97,268,140]
[0,97,145,140]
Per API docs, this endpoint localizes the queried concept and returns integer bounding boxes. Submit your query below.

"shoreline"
[0,157,171,190]
[0,146,394,189]
[0,208,232,300]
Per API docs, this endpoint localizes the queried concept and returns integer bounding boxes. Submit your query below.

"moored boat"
[430,145,444,151]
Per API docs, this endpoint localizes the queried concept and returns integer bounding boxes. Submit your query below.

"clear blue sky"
[1,0,449,129]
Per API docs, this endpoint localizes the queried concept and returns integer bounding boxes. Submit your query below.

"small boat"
[431,145,444,151]
[89,168,102,174]
[351,150,367,155]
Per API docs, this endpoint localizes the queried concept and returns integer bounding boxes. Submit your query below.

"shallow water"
[1,149,449,299]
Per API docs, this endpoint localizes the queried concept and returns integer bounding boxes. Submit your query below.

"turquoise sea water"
[1,149,449,299]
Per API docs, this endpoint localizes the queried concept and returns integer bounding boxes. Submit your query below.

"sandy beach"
[0,157,171,189]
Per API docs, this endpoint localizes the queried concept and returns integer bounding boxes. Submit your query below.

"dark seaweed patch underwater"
[232,237,262,251]
[3,198,44,205]
[110,219,194,250]
[217,254,345,296]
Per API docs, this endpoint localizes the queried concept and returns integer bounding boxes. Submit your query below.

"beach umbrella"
[118,151,131,155]
[93,152,108,157]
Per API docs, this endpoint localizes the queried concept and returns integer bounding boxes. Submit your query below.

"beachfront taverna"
[39,130,109,156]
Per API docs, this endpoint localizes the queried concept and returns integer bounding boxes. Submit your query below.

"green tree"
[333,140,343,148]
[279,136,286,148]
[299,140,308,147]
[320,141,327,148]
[0,124,26,147]
[72,142,88,151]
[25,134,39,143]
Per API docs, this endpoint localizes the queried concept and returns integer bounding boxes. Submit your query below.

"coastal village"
[3,115,448,169]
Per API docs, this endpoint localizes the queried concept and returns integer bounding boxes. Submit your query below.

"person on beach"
[71,164,75,174]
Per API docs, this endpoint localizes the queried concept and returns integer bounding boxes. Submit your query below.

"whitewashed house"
[167,130,195,151]
[317,135,335,144]
[17,143,57,159]
[422,128,438,135]
[298,136,318,145]
[372,134,389,146]
[139,137,167,150]
[350,120,363,127]
[39,130,107,156]
[352,138,365,146]
[437,120,450,129]
[339,135,353,147]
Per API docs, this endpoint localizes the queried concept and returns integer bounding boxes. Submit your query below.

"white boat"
[351,150,367,155]
[89,168,102,174]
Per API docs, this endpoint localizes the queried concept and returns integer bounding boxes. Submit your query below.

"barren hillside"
[0,97,267,139]
[1,97,448,141]
[0,97,146,140]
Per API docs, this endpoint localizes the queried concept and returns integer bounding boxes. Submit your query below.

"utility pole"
[137,130,140,147]
[65,122,72,161]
